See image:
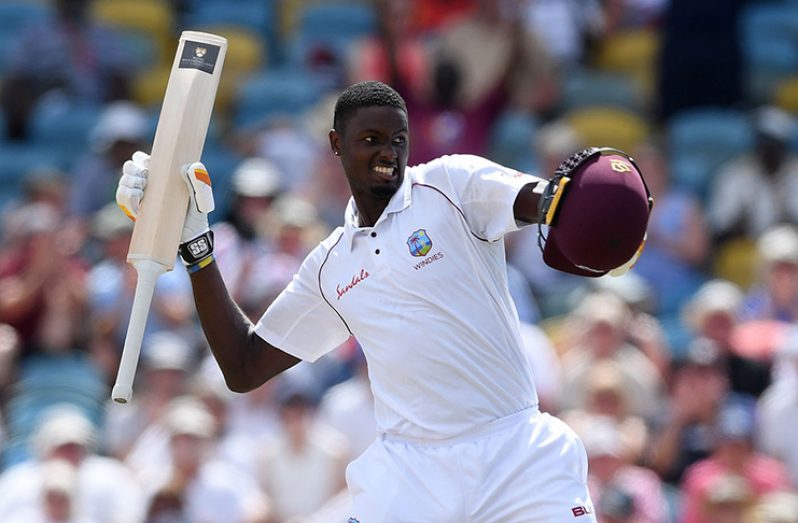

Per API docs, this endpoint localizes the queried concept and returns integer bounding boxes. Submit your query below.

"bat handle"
[112,259,169,404]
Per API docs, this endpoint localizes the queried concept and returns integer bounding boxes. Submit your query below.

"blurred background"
[1,0,798,522]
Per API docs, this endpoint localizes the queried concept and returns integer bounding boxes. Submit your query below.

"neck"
[353,195,391,228]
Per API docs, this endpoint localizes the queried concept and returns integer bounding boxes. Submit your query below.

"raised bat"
[112,31,227,403]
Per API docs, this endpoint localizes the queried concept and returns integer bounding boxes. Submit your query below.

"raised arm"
[116,152,299,393]
[188,258,299,392]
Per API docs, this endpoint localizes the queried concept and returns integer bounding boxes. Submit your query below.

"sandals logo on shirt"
[406,229,433,257]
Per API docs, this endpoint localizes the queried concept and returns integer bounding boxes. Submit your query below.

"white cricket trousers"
[345,408,597,523]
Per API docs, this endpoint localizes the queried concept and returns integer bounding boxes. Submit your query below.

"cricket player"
[118,81,651,522]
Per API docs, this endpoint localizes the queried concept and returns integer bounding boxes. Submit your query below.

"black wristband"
[179,230,214,266]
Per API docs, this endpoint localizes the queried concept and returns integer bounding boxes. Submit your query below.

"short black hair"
[333,81,407,133]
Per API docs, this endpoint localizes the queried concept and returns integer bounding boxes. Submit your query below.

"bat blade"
[112,31,227,404]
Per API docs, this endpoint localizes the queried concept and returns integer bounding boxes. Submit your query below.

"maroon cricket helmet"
[539,148,653,277]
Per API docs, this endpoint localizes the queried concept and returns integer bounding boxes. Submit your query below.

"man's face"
[330,106,409,203]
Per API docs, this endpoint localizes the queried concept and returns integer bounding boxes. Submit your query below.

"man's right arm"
[189,259,300,393]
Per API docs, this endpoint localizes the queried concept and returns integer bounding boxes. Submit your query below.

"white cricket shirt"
[255,155,541,439]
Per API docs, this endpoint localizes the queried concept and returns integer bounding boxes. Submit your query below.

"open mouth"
[373,165,397,181]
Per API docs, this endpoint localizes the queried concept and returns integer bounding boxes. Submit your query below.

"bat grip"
[112,259,168,404]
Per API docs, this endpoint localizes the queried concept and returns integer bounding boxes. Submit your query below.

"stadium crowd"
[1,0,798,522]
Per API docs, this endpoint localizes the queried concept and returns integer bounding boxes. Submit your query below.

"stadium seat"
[91,0,174,65]
[565,107,650,154]
[182,0,276,42]
[666,108,753,199]
[0,0,51,73]
[286,2,376,85]
[2,353,106,468]
[562,70,645,113]
[712,237,758,290]
[775,75,798,114]
[741,2,798,102]
[232,68,323,129]
[593,28,660,101]
[488,111,539,172]
[0,140,70,214]
[28,101,103,166]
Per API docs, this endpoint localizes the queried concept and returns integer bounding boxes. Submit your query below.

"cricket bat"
[112,31,227,403]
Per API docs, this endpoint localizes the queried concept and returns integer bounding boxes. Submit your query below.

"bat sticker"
[179,41,221,74]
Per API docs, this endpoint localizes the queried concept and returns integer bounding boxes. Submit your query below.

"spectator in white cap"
[139,396,272,523]
[212,158,303,319]
[105,331,194,464]
[4,459,98,523]
[683,279,771,398]
[0,405,145,523]
[576,416,668,523]
[741,224,798,324]
[559,291,665,420]
[757,326,798,486]
[69,101,150,218]
[707,105,798,242]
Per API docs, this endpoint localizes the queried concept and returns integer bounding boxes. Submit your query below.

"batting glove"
[116,151,215,245]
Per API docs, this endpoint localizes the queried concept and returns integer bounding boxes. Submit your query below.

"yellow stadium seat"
[775,76,798,114]
[92,0,174,65]
[565,107,650,153]
[131,66,171,108]
[594,29,660,102]
[188,26,266,74]
[713,238,758,290]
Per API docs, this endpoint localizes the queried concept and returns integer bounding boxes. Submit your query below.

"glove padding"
[115,151,215,244]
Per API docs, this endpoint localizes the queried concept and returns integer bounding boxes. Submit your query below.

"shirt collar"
[343,168,414,250]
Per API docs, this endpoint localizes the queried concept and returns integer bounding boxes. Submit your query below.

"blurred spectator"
[682,280,772,398]
[562,359,650,464]
[384,4,525,165]
[559,292,665,420]
[410,0,475,33]
[630,142,710,315]
[348,0,429,96]
[700,473,755,523]
[4,459,98,523]
[212,158,301,319]
[0,405,145,523]
[579,416,668,523]
[740,224,798,324]
[0,323,21,396]
[104,332,194,463]
[318,347,376,461]
[84,203,196,382]
[746,491,798,523]
[517,320,563,412]
[680,395,791,523]
[0,203,88,357]
[707,107,798,243]
[757,327,798,486]
[657,0,745,120]
[69,102,150,220]
[0,0,134,140]
[596,483,637,523]
[520,0,609,69]
[436,0,558,115]
[647,338,731,485]
[259,377,348,522]
[138,397,271,523]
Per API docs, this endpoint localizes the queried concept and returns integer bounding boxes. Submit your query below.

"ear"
[329,129,341,156]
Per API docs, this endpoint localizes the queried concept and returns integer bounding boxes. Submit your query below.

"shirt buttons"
[375,249,380,255]
[370,232,377,238]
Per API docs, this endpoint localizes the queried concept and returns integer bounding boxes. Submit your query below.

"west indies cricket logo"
[407,229,433,257]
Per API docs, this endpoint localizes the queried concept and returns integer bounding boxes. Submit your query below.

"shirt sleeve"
[435,154,543,241]
[253,234,351,362]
